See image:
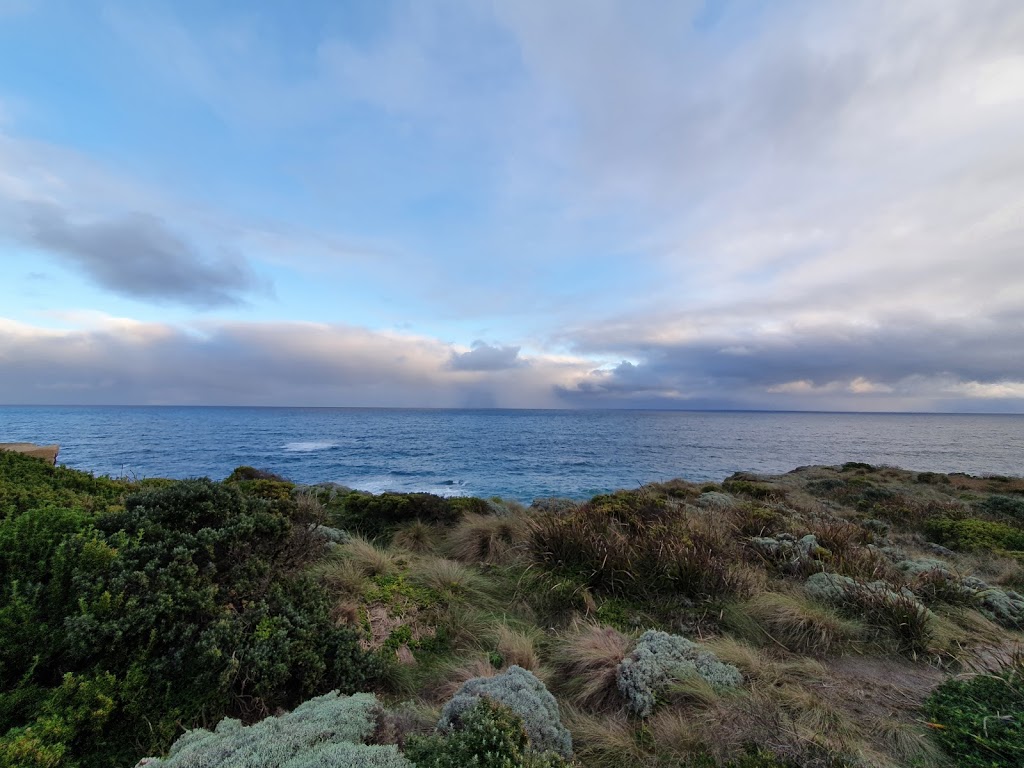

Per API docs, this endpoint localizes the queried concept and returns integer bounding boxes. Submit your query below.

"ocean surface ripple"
[2,406,1022,501]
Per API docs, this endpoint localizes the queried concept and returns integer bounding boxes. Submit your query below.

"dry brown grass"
[949,473,1024,494]
[426,656,498,703]
[959,551,1024,589]
[562,707,649,768]
[703,635,828,687]
[490,622,542,671]
[723,590,866,655]
[554,622,631,711]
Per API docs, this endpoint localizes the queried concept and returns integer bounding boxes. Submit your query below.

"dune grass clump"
[392,520,440,554]
[445,512,526,565]
[805,573,934,655]
[554,623,632,711]
[723,591,865,655]
[528,490,747,602]
[342,534,404,578]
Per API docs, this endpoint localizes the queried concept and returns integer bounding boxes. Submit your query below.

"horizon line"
[2,404,1023,417]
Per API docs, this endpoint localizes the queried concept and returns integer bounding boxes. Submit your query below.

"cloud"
[0,130,378,308]
[21,202,260,307]
[0,316,588,408]
[556,307,1024,411]
[448,341,523,371]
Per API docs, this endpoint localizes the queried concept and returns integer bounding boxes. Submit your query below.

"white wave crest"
[283,441,338,452]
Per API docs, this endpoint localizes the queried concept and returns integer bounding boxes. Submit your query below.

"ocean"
[1,406,1022,501]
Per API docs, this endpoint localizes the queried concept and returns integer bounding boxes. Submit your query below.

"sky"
[0,0,1022,411]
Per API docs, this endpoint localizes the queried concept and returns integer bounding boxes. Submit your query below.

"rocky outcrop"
[0,442,59,465]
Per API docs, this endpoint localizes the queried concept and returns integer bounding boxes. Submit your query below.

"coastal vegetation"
[2,451,1024,766]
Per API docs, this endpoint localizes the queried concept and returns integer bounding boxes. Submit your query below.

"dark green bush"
[981,495,1024,521]
[224,466,288,483]
[0,457,380,767]
[924,664,1024,767]
[841,462,874,472]
[405,699,569,768]
[331,492,475,539]
[721,479,784,502]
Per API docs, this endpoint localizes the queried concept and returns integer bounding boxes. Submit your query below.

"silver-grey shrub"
[437,665,573,759]
[140,691,411,768]
[616,630,743,717]
[281,743,411,768]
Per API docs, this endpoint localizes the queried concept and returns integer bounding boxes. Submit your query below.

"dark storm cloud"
[448,341,523,372]
[22,202,260,308]
[557,310,1024,410]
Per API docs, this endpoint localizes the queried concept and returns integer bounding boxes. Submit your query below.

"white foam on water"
[340,475,470,497]
[283,441,338,452]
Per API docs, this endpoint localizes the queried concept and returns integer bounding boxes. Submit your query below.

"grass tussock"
[424,656,498,703]
[489,622,542,671]
[342,534,404,577]
[407,555,492,603]
[528,490,751,602]
[445,512,527,564]
[554,622,632,711]
[315,556,372,597]
[392,520,440,554]
[723,590,866,655]
[561,707,649,768]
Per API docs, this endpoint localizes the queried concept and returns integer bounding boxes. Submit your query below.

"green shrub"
[0,451,127,518]
[437,666,573,759]
[924,664,1024,767]
[406,699,568,768]
[926,518,1024,552]
[0,471,381,767]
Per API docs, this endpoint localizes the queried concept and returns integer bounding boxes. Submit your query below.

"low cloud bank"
[0,318,582,408]
[2,313,1022,412]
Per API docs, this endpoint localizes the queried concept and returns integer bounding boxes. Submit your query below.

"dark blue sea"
[1,407,1022,501]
